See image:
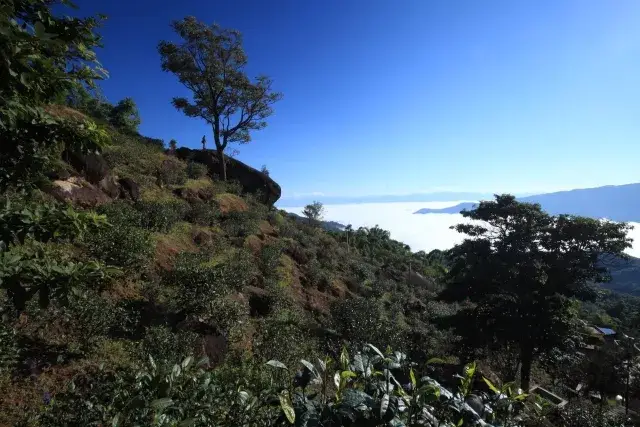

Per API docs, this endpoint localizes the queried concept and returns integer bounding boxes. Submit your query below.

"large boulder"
[65,151,110,184]
[48,177,111,208]
[174,148,281,205]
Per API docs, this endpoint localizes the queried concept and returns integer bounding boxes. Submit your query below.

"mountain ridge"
[414,182,640,222]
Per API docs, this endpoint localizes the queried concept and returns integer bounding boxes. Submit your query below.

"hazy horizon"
[284,201,640,258]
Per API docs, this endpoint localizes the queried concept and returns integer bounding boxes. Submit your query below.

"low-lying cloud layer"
[284,202,640,257]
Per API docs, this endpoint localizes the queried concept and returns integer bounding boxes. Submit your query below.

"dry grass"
[44,105,90,122]
[216,193,248,214]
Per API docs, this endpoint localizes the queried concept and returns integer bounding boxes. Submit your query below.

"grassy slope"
[0,120,450,425]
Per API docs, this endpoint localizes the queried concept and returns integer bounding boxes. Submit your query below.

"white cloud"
[284,202,640,257]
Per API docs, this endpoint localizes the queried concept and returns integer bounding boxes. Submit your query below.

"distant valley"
[414,183,640,222]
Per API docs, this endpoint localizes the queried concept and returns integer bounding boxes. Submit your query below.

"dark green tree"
[158,17,282,180]
[108,97,141,133]
[302,201,324,225]
[0,0,107,190]
[443,195,632,390]
[169,138,178,153]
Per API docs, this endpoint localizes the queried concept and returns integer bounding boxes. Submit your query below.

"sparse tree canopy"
[302,201,325,224]
[443,194,632,391]
[158,17,282,180]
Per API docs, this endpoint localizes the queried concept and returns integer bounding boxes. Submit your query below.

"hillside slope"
[0,112,454,424]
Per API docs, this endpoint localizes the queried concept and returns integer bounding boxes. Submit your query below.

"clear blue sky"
[74,0,640,202]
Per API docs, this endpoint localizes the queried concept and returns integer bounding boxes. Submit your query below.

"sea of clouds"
[284,201,640,258]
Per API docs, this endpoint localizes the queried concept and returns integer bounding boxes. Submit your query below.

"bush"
[97,200,143,227]
[260,241,284,279]
[221,211,259,238]
[85,223,153,271]
[186,161,208,179]
[140,325,198,367]
[66,290,117,351]
[186,201,221,226]
[158,157,187,186]
[330,297,407,351]
[135,199,189,232]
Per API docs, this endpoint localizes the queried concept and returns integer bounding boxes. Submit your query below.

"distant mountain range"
[414,183,640,223]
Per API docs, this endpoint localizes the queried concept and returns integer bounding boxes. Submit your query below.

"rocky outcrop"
[118,177,140,201]
[65,151,110,185]
[174,147,281,205]
[48,177,111,208]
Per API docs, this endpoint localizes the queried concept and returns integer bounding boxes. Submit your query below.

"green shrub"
[0,320,18,375]
[135,199,189,232]
[259,241,284,279]
[97,200,143,227]
[140,325,198,367]
[254,308,318,368]
[158,157,187,186]
[221,211,259,238]
[165,250,256,316]
[222,179,243,195]
[85,224,153,270]
[186,201,221,226]
[330,297,407,351]
[207,297,249,336]
[186,161,208,179]
[66,290,117,351]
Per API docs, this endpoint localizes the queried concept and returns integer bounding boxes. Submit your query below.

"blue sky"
[74,0,640,202]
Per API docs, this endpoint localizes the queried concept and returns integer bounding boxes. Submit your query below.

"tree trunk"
[520,344,534,391]
[217,148,227,181]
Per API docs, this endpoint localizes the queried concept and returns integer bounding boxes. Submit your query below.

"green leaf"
[279,390,295,424]
[482,376,500,395]
[341,370,357,379]
[367,344,385,359]
[151,398,173,411]
[111,414,120,427]
[34,21,45,38]
[425,357,445,365]
[380,393,389,417]
[181,356,193,369]
[409,368,417,389]
[300,359,317,376]
[340,347,349,369]
[178,418,197,427]
[457,418,464,427]
[266,360,288,370]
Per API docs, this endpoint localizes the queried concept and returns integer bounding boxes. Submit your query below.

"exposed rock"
[48,177,111,208]
[98,175,120,198]
[45,167,71,181]
[66,151,110,184]
[173,186,215,203]
[174,147,281,205]
[118,177,140,201]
